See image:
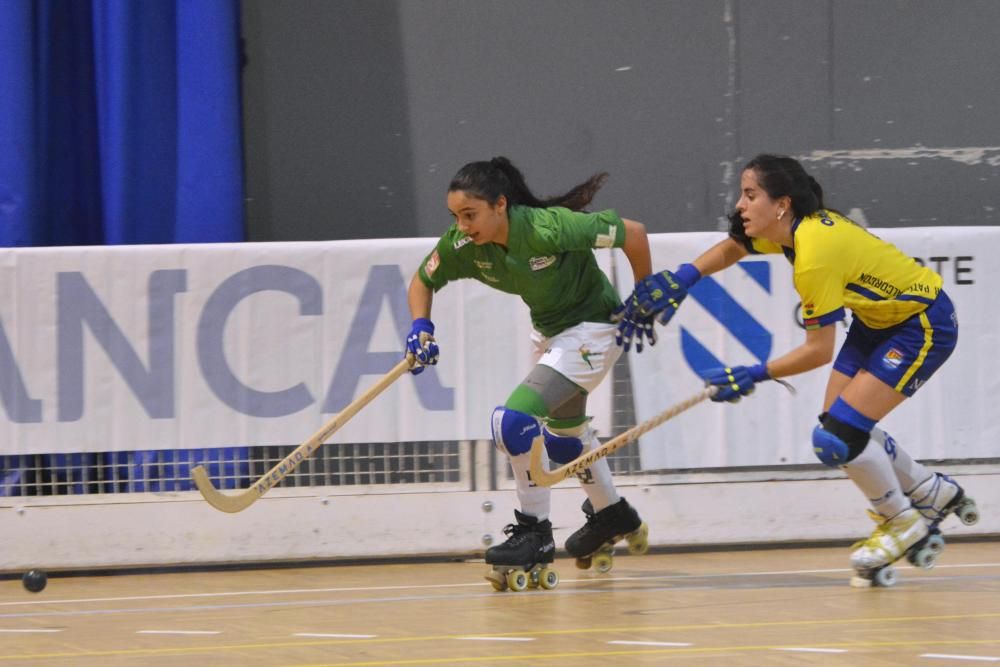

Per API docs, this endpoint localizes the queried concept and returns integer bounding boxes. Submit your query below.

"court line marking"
[608,640,692,647]
[2,561,998,608]
[776,647,849,653]
[921,655,1000,663]
[136,630,221,635]
[280,640,1000,666]
[456,637,534,642]
[3,618,1000,661]
[0,629,62,634]
[295,633,377,639]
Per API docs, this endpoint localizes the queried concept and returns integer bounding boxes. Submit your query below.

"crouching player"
[406,157,652,591]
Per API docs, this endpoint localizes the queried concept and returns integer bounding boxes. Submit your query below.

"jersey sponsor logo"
[529,255,556,271]
[882,347,905,369]
[473,260,493,270]
[803,302,815,316]
[594,225,617,249]
[425,250,440,277]
[453,236,472,250]
[858,273,903,298]
[908,378,925,393]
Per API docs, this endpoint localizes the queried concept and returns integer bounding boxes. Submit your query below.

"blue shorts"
[832,291,958,397]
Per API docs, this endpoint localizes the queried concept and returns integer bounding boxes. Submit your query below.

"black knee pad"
[817,411,870,462]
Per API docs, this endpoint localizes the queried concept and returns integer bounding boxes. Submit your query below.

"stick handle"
[529,386,715,487]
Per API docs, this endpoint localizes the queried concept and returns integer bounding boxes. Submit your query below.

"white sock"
[842,436,910,518]
[870,427,934,494]
[571,425,620,512]
[508,452,550,520]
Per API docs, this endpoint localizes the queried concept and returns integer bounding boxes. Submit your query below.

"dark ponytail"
[448,156,608,212]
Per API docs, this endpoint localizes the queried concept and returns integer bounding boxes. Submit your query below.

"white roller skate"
[909,473,979,529]
[850,507,936,588]
[565,498,648,573]
[484,510,559,592]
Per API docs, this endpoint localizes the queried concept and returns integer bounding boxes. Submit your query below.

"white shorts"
[530,321,622,394]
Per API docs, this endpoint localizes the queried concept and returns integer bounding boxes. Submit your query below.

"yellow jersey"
[745,210,942,330]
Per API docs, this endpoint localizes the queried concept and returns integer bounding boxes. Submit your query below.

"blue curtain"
[0,0,244,246]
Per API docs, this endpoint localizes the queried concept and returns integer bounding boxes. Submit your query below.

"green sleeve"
[417,225,468,292]
[530,207,626,253]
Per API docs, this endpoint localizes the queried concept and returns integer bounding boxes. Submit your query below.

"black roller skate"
[565,498,648,573]
[484,510,558,592]
[850,508,936,588]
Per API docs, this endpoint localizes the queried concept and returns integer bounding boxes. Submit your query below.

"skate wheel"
[873,566,897,588]
[957,499,979,526]
[575,557,592,570]
[926,533,945,554]
[485,572,507,592]
[538,567,559,590]
[626,523,649,555]
[593,552,613,574]
[506,569,528,592]
[911,547,937,570]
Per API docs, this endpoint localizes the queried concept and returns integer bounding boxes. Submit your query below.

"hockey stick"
[528,386,717,487]
[192,357,412,513]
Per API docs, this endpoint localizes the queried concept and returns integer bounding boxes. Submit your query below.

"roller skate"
[484,510,558,592]
[565,498,648,573]
[850,507,935,588]
[909,473,979,530]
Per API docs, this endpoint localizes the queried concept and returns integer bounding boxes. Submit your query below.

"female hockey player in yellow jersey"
[619,154,978,586]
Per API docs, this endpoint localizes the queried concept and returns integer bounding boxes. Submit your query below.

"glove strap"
[674,263,702,289]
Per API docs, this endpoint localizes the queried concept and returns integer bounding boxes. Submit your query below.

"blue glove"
[405,318,439,375]
[703,363,770,403]
[635,264,701,325]
[612,298,657,353]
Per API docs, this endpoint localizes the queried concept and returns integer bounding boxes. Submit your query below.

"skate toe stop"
[850,576,874,588]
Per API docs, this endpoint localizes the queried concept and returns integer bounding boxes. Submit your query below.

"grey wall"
[241,0,1000,241]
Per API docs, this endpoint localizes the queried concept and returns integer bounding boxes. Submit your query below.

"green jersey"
[417,206,626,337]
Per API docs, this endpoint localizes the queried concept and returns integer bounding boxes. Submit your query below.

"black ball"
[22,570,47,593]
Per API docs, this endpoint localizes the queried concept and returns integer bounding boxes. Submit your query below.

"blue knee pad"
[491,407,541,456]
[542,427,584,464]
[811,425,851,467]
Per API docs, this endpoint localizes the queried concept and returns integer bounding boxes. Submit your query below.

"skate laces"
[851,510,920,559]
[501,522,531,544]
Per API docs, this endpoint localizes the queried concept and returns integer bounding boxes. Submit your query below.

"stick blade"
[192,464,256,513]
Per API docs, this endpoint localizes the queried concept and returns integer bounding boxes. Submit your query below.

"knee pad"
[491,407,541,457]
[812,412,869,467]
[542,424,586,465]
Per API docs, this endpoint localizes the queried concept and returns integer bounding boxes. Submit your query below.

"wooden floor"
[1,542,999,666]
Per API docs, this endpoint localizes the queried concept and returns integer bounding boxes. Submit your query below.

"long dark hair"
[448,156,608,212]
[728,154,826,242]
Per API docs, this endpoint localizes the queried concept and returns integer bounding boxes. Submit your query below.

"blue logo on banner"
[680,261,772,376]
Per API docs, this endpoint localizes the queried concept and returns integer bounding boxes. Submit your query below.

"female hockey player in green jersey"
[406,156,653,590]
[617,154,978,587]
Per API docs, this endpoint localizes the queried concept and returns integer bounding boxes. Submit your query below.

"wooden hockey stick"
[192,357,411,513]
[528,386,717,487]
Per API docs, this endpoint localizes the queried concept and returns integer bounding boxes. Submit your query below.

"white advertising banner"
[617,227,1000,469]
[0,239,574,454]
